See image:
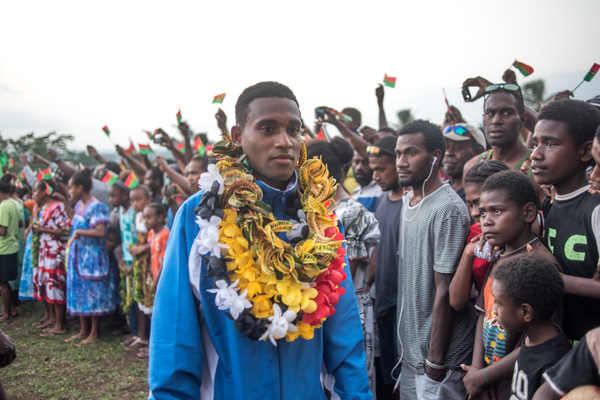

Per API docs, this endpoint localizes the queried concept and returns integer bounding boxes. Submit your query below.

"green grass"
[0,301,149,399]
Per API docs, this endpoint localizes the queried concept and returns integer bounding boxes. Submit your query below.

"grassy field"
[0,301,149,400]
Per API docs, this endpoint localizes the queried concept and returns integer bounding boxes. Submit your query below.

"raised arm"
[115,145,147,178]
[323,109,371,159]
[376,85,388,129]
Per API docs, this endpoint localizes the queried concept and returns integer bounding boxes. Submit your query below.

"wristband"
[482,368,490,384]
[425,359,446,370]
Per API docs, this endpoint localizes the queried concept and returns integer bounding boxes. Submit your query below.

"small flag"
[383,74,397,88]
[18,172,26,181]
[176,142,184,152]
[124,172,139,189]
[8,158,14,168]
[138,143,152,155]
[584,63,600,82]
[212,93,226,104]
[194,137,205,154]
[331,109,353,122]
[102,126,110,136]
[125,141,135,155]
[41,167,52,180]
[316,126,325,140]
[37,170,43,181]
[144,130,154,140]
[513,61,534,77]
[176,109,182,124]
[44,182,54,196]
[101,170,119,185]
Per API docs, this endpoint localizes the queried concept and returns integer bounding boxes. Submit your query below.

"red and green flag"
[8,158,14,168]
[383,74,396,88]
[316,126,325,140]
[124,172,139,190]
[194,137,205,156]
[37,170,43,181]
[102,125,110,136]
[332,109,353,122]
[212,93,226,104]
[125,141,135,155]
[144,130,154,140]
[584,63,600,82]
[18,172,26,181]
[176,109,182,124]
[176,142,184,152]
[101,170,119,185]
[41,167,52,180]
[138,143,152,155]
[513,60,534,77]
[44,181,54,196]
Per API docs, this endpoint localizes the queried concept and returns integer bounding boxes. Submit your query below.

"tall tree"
[397,108,414,127]
[522,79,546,111]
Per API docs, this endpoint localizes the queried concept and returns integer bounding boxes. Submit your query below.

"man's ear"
[523,202,537,224]
[580,140,593,164]
[521,303,534,323]
[231,125,243,149]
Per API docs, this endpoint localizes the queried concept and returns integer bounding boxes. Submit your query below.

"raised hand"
[462,76,493,102]
[502,69,518,85]
[375,84,384,105]
[215,108,228,132]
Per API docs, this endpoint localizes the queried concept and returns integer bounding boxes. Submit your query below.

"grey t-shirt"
[397,183,476,374]
[373,192,402,318]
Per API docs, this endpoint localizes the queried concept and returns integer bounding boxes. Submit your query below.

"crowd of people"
[0,72,600,400]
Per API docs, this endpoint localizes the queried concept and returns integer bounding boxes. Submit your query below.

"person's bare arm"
[155,129,187,171]
[115,145,147,178]
[178,122,194,163]
[376,85,388,129]
[87,145,107,164]
[425,272,455,381]
[155,156,193,195]
[563,274,600,299]
[323,109,371,159]
[47,148,76,180]
[462,76,494,103]
[449,241,476,311]
[532,382,561,400]
[215,109,229,135]
[0,226,6,237]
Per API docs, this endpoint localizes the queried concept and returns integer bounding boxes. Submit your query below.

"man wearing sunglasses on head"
[442,124,485,202]
[461,77,538,178]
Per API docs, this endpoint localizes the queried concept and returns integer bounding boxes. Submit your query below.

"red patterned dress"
[33,201,70,304]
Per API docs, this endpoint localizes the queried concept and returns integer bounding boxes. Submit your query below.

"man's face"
[231,97,302,190]
[442,139,479,179]
[352,152,373,187]
[483,93,524,149]
[368,156,398,192]
[531,119,588,193]
[144,170,160,196]
[395,132,435,188]
[185,160,205,193]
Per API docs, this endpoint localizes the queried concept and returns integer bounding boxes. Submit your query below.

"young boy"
[491,253,571,400]
[462,170,562,399]
[531,99,600,341]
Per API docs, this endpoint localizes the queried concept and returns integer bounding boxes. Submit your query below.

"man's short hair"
[492,253,564,320]
[235,82,299,128]
[538,100,600,147]
[484,87,525,114]
[397,119,445,155]
[463,160,510,185]
[341,107,362,127]
[481,170,540,211]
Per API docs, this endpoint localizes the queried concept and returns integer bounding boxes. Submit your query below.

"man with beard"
[395,120,476,399]
[442,124,485,202]
[352,151,383,213]
[367,135,403,399]
[144,166,164,204]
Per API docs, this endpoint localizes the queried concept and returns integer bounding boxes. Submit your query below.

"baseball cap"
[366,135,397,157]
[443,123,486,149]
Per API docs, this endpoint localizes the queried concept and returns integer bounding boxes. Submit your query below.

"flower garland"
[195,133,347,345]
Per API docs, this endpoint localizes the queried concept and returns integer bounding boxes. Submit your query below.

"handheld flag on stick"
[37,170,43,181]
[125,141,136,155]
[44,181,53,196]
[41,167,52,180]
[573,63,600,92]
[101,170,119,185]
[176,142,184,152]
[124,172,139,190]
[138,143,152,155]
[212,93,226,104]
[316,126,325,140]
[383,74,397,88]
[144,130,154,140]
[8,158,14,168]
[194,137,205,155]
[442,88,452,114]
[513,60,534,77]
[18,172,26,181]
[102,126,110,136]
[331,109,353,122]
[176,109,182,124]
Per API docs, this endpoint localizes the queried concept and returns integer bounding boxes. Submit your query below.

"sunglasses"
[366,145,395,157]
[443,125,471,137]
[484,83,521,94]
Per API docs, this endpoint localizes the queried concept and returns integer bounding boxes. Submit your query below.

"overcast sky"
[1,0,598,153]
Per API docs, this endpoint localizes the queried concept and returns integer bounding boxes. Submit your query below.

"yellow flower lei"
[204,134,347,343]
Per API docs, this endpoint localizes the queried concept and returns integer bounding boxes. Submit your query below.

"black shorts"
[0,252,18,282]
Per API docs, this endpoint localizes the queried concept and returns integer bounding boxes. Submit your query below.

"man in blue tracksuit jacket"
[148,81,371,400]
